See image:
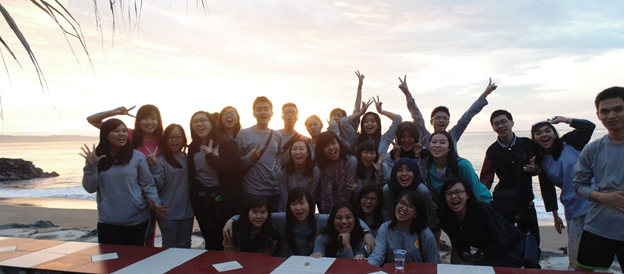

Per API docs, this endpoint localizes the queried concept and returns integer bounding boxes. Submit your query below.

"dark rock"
[33,220,56,228]
[0,223,30,229]
[0,158,59,182]
[80,229,98,238]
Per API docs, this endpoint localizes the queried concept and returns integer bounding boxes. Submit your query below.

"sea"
[0,129,608,224]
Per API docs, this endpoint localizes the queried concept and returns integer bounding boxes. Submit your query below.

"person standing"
[480,110,541,248]
[573,87,624,272]
[236,96,283,212]
[279,103,304,165]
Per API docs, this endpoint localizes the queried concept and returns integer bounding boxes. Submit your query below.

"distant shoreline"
[0,135,98,143]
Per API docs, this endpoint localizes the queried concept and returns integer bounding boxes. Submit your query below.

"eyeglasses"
[397,201,416,212]
[445,189,466,198]
[168,136,184,141]
[362,196,378,203]
[492,119,510,127]
[431,116,450,121]
[283,111,297,117]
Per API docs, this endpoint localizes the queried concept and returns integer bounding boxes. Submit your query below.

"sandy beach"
[2,197,618,272]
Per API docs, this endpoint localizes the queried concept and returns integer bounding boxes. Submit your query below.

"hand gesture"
[247,143,268,162]
[223,218,235,241]
[548,116,567,124]
[151,200,170,218]
[461,251,484,263]
[373,154,385,174]
[355,70,365,83]
[311,252,324,258]
[389,138,401,163]
[398,75,409,94]
[338,232,351,248]
[553,214,565,234]
[113,105,136,118]
[373,96,384,114]
[482,78,497,97]
[360,99,373,114]
[413,133,426,157]
[523,156,537,173]
[80,144,106,164]
[354,254,367,260]
[346,179,359,191]
[200,139,214,155]
[145,147,159,167]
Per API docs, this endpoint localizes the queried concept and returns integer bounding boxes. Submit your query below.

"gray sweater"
[83,150,161,225]
[236,127,283,195]
[277,167,320,212]
[573,135,624,241]
[150,153,194,221]
[367,221,438,266]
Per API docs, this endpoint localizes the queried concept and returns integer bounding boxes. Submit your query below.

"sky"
[0,0,623,137]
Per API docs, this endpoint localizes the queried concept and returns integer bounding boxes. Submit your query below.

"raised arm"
[449,78,497,143]
[353,70,365,114]
[551,116,595,151]
[399,76,430,141]
[347,99,373,123]
[86,106,136,129]
[373,96,397,120]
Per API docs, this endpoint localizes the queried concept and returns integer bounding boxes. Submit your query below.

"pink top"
[128,128,162,156]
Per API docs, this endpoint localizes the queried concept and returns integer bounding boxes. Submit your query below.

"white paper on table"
[367,271,388,274]
[437,264,495,274]
[212,261,243,272]
[271,256,335,274]
[0,245,17,252]
[92,252,119,262]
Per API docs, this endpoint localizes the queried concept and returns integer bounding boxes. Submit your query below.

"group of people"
[80,72,623,272]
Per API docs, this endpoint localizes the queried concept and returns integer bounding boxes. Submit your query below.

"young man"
[400,77,497,148]
[573,87,624,272]
[480,109,541,248]
[236,96,282,212]
[278,103,303,165]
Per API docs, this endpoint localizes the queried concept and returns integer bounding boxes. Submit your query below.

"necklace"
[435,168,446,180]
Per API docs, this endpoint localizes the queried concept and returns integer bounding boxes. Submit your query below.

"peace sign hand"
[80,144,106,164]
[398,75,409,93]
[200,139,214,155]
[346,179,359,191]
[413,133,425,157]
[355,70,365,83]
[145,147,158,167]
[373,96,384,114]
[113,106,136,118]
[373,154,385,174]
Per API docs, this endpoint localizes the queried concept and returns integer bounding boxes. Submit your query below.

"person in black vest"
[480,109,541,249]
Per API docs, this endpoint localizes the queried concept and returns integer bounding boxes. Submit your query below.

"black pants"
[97,220,149,246]
[191,189,225,251]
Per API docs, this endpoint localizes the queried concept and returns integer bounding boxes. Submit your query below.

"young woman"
[205,106,245,226]
[315,131,358,214]
[438,178,526,267]
[355,100,402,155]
[87,105,164,156]
[304,115,323,158]
[277,139,320,212]
[426,131,492,204]
[354,185,390,237]
[312,203,368,259]
[222,197,279,255]
[384,121,425,181]
[81,119,168,246]
[531,116,595,270]
[368,190,438,266]
[87,104,165,246]
[187,111,224,250]
[149,124,193,248]
[353,140,386,193]
[223,187,375,258]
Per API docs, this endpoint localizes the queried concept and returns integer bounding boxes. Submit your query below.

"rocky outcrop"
[0,158,59,182]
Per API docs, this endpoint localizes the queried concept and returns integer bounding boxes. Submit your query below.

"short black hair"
[253,96,273,110]
[282,103,298,112]
[490,109,513,125]
[430,106,450,118]
[595,86,624,110]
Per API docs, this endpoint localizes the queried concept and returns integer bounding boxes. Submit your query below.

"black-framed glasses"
[445,189,466,198]
[362,196,378,203]
[397,201,416,212]
[168,136,184,141]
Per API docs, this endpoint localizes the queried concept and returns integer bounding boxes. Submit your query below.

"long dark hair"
[321,202,364,257]
[531,121,563,163]
[315,131,349,169]
[357,112,382,146]
[162,124,187,168]
[282,139,314,176]
[188,111,218,152]
[353,185,384,231]
[427,131,461,181]
[355,140,379,180]
[394,121,421,160]
[389,190,428,235]
[232,197,278,253]
[437,177,477,228]
[388,158,424,202]
[285,187,317,255]
[96,119,134,172]
[217,106,242,138]
[132,104,164,149]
